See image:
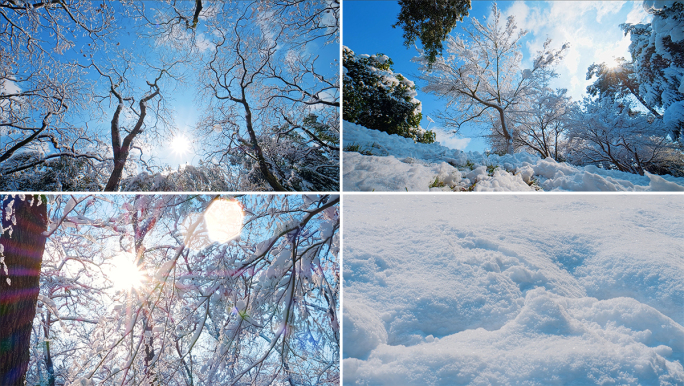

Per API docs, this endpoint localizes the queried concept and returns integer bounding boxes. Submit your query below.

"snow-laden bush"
[343,46,434,144]
[566,97,682,176]
[224,114,339,191]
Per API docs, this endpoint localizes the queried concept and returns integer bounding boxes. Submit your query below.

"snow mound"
[343,295,388,359]
[343,121,684,191]
[346,290,684,386]
[343,196,684,385]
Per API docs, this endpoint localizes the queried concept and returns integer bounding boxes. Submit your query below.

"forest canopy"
[0,0,340,192]
[0,193,340,385]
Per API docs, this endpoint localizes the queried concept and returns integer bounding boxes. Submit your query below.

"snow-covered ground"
[343,121,684,191]
[343,195,684,385]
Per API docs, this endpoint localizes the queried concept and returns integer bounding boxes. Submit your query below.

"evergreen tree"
[586,59,663,119]
[621,1,684,140]
[393,0,471,65]
[343,46,434,144]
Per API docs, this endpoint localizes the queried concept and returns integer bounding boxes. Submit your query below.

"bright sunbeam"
[604,56,621,69]
[170,134,191,156]
[204,199,244,244]
[110,253,145,291]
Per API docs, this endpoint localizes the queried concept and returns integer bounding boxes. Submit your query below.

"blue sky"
[343,1,652,152]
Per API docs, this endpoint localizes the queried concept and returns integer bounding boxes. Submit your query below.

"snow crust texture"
[343,195,684,385]
[343,121,684,191]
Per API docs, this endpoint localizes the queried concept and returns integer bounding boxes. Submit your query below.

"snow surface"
[343,195,684,385]
[343,121,684,191]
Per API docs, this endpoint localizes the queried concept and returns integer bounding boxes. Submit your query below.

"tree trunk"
[497,107,514,155]
[0,195,48,386]
[45,340,55,386]
[104,157,128,192]
[242,102,287,191]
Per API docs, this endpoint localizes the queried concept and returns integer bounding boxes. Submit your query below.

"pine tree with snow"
[586,59,663,119]
[343,46,434,144]
[393,0,471,65]
[621,1,684,141]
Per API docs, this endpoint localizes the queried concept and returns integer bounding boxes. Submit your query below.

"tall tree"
[417,4,568,154]
[200,3,340,191]
[0,1,111,185]
[203,8,287,191]
[18,194,340,385]
[621,1,684,140]
[0,195,48,386]
[261,0,340,46]
[88,63,174,192]
[2,1,339,192]
[393,0,471,65]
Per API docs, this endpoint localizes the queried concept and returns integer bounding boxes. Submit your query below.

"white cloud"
[501,1,639,101]
[626,1,651,24]
[0,78,21,95]
[1,79,23,116]
[194,33,213,52]
[570,75,580,89]
[257,9,277,46]
[432,126,471,151]
[506,1,532,31]
[594,1,626,22]
[599,33,633,64]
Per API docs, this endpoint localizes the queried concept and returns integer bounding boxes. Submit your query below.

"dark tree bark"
[0,195,48,386]
[241,99,287,191]
[191,0,202,29]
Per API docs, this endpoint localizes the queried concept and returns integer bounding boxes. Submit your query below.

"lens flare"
[204,199,244,243]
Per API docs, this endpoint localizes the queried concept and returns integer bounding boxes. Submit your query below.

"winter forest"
[0,194,340,385]
[0,1,340,192]
[343,0,684,191]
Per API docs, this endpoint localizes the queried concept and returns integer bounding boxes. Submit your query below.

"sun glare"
[170,134,191,156]
[605,56,621,69]
[204,199,244,244]
[110,253,145,291]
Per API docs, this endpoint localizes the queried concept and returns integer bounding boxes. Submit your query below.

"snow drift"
[343,195,684,385]
[343,121,684,191]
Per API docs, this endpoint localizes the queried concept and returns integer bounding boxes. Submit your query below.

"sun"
[109,253,145,291]
[604,56,623,70]
[170,134,191,156]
